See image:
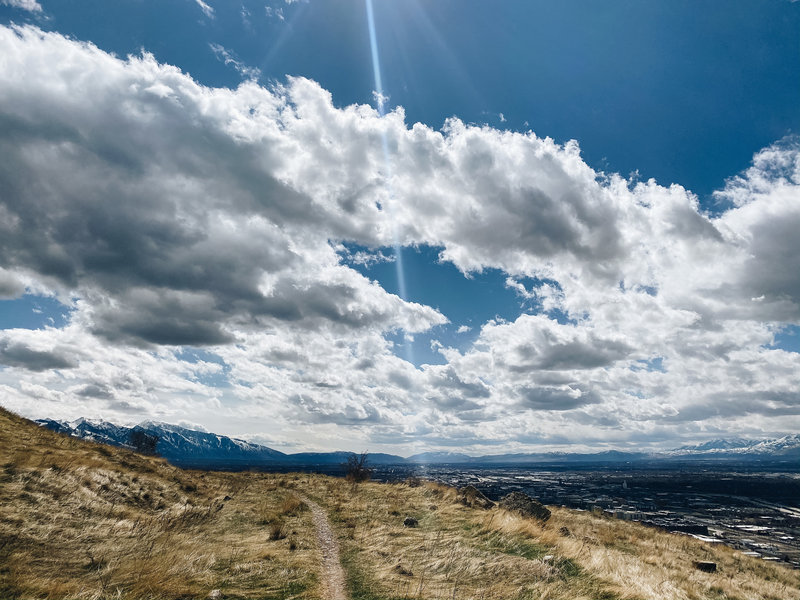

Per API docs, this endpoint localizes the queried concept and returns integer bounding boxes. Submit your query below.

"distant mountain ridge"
[665,434,800,457]
[36,417,286,467]
[36,418,800,468]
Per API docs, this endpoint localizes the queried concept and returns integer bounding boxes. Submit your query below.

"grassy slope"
[1,407,798,600]
[296,475,800,600]
[0,408,319,600]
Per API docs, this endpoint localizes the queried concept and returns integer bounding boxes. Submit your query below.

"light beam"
[365,0,413,363]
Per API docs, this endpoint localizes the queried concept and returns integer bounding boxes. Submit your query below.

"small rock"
[394,563,414,576]
[694,561,717,573]
[559,526,571,537]
[542,554,555,562]
[223,495,232,501]
[403,516,419,528]
[207,590,222,599]
[498,491,551,522]
[458,485,495,509]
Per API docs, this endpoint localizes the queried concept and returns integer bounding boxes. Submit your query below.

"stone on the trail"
[694,561,717,573]
[499,491,551,522]
[458,485,495,509]
[403,516,419,528]
[207,590,222,599]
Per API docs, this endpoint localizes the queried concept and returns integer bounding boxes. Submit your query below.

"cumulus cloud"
[0,25,444,350]
[0,25,798,451]
[0,268,25,299]
[712,139,800,321]
[0,338,76,371]
[479,315,633,372]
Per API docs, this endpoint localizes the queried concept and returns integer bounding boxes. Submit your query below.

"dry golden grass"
[0,408,320,600]
[290,476,800,600]
[2,407,799,600]
[488,506,800,600]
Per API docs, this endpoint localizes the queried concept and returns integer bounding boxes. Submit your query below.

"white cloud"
[0,25,797,452]
[240,5,252,27]
[265,5,284,20]
[372,90,388,110]
[337,245,395,267]
[209,43,261,80]
[194,0,214,18]
[0,0,41,12]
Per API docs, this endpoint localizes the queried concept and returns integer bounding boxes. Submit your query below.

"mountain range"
[36,417,800,469]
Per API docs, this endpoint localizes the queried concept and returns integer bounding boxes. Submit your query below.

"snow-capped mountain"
[675,438,753,452]
[407,451,474,464]
[35,418,407,467]
[133,421,286,465]
[737,434,800,455]
[36,418,285,466]
[665,434,800,457]
[36,417,131,447]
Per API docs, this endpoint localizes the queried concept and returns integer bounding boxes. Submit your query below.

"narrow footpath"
[298,495,348,600]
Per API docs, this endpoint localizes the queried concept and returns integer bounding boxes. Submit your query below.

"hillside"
[2,407,799,600]
[0,408,318,599]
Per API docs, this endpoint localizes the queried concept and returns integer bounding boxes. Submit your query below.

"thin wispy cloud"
[0,0,41,11]
[209,42,261,80]
[194,0,214,18]
[265,5,285,20]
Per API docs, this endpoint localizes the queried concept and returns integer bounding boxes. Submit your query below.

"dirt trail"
[299,494,348,600]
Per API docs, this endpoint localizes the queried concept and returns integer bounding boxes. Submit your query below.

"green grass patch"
[477,530,549,560]
[341,548,405,600]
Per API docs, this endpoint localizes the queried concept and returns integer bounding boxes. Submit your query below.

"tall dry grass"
[291,475,800,600]
[488,506,800,600]
[0,408,320,599]
[3,406,798,600]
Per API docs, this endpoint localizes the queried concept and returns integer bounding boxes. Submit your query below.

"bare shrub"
[344,452,372,486]
[269,520,286,541]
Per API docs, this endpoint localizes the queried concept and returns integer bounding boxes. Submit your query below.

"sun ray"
[365,0,414,364]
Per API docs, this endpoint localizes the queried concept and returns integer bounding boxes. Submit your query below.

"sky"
[0,0,798,454]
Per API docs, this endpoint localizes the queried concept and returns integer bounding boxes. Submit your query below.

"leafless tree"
[344,451,372,486]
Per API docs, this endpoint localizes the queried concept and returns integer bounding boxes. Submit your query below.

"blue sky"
[0,0,798,453]
[14,0,798,200]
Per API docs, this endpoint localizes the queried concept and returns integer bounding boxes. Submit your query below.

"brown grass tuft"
[280,493,304,516]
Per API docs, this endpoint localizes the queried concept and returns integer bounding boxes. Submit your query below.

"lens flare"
[365,0,413,363]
